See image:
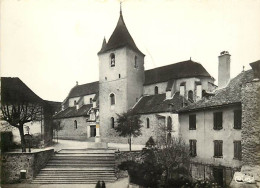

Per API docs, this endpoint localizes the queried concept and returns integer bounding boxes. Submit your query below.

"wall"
[56,116,90,140]
[1,149,54,183]
[179,106,242,168]
[241,79,260,180]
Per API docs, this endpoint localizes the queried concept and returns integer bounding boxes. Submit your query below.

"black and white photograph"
[1,0,260,187]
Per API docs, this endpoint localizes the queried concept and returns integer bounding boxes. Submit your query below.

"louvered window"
[234,110,242,129]
[214,140,223,157]
[234,141,242,160]
[214,112,223,130]
[189,140,197,157]
[189,114,196,130]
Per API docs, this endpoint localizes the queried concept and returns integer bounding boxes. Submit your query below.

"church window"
[74,120,77,129]
[110,93,115,105]
[167,116,172,132]
[188,90,194,102]
[110,53,115,67]
[90,98,93,104]
[134,56,138,68]
[146,118,150,128]
[111,117,115,128]
[155,86,158,94]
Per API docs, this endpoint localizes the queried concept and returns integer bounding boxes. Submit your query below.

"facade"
[179,60,260,186]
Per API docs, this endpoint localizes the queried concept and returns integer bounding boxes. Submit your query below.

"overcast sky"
[1,0,260,102]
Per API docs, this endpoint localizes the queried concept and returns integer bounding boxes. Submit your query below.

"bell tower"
[98,6,145,142]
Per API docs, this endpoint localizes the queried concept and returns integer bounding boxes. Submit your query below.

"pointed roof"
[98,11,144,56]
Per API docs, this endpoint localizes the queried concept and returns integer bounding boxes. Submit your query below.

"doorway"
[213,167,224,187]
[90,125,96,137]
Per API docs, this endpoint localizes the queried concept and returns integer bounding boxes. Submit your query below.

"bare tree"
[1,77,43,152]
[115,110,142,151]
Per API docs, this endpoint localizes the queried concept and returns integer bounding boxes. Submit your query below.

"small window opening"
[110,93,115,105]
[111,117,115,128]
[90,98,93,104]
[119,74,121,78]
[74,120,77,129]
[134,56,138,68]
[155,86,158,94]
[110,53,115,67]
[146,118,150,128]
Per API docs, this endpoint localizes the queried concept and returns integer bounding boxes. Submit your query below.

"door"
[90,125,96,137]
[213,167,224,187]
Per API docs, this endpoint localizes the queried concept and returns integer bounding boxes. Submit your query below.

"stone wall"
[115,150,143,179]
[241,80,260,181]
[1,149,54,183]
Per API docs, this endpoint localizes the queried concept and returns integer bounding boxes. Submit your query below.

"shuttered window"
[189,140,197,157]
[234,141,242,160]
[234,110,242,129]
[214,112,223,130]
[214,140,223,157]
[189,114,196,130]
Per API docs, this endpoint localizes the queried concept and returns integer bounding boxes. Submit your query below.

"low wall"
[1,149,54,183]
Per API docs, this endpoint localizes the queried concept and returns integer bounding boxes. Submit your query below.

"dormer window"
[74,100,77,105]
[90,98,93,104]
[110,53,115,67]
[134,56,138,68]
[110,93,115,105]
[155,86,158,94]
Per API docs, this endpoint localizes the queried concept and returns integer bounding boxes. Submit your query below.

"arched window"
[146,118,150,128]
[188,90,194,102]
[155,86,158,94]
[111,117,114,128]
[90,98,93,104]
[110,53,115,67]
[167,116,172,132]
[110,93,115,105]
[134,56,138,68]
[74,120,77,129]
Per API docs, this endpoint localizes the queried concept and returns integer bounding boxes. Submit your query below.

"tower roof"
[98,11,144,55]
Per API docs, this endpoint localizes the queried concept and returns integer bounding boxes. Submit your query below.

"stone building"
[56,8,217,144]
[178,60,260,186]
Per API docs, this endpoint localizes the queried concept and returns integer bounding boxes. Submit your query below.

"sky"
[1,0,260,102]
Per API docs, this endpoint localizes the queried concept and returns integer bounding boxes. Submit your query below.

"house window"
[214,140,223,158]
[188,90,194,102]
[111,117,115,128]
[110,93,115,105]
[234,141,242,160]
[189,114,196,130]
[146,118,150,128]
[90,98,93,104]
[167,116,172,132]
[74,120,77,129]
[234,110,242,129]
[213,112,223,130]
[155,86,158,94]
[189,140,197,157]
[110,53,115,67]
[134,56,138,68]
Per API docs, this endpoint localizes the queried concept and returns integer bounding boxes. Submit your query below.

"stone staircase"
[31,149,117,184]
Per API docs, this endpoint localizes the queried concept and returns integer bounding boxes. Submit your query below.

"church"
[53,7,216,144]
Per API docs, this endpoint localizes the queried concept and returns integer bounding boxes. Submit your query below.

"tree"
[1,77,43,152]
[115,110,142,151]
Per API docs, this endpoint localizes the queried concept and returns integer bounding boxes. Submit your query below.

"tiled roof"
[144,60,213,85]
[132,93,187,114]
[68,81,99,98]
[1,77,43,104]
[53,104,92,119]
[180,69,254,112]
[98,13,144,56]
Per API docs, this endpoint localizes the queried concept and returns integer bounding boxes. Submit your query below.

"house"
[178,60,260,186]
[0,77,60,146]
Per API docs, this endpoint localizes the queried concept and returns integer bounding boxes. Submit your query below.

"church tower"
[98,7,145,142]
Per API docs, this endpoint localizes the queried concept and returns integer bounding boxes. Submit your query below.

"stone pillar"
[95,123,101,143]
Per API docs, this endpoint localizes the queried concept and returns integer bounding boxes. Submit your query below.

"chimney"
[218,51,231,88]
[250,60,260,80]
